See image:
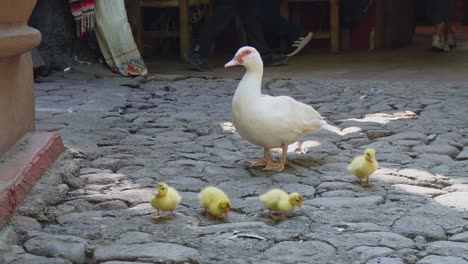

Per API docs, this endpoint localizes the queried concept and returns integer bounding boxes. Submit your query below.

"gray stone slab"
[93,243,200,263]
[263,241,336,264]
[417,255,468,264]
[435,192,468,211]
[24,234,87,264]
[307,195,384,208]
[413,144,460,158]
[391,215,446,240]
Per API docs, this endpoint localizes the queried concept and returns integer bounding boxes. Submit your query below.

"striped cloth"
[69,0,95,39]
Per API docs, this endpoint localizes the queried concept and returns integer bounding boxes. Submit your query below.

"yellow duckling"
[198,186,231,221]
[260,189,304,220]
[347,148,379,187]
[150,183,181,219]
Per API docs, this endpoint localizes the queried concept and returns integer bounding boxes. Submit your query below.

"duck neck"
[234,65,263,101]
[279,199,294,212]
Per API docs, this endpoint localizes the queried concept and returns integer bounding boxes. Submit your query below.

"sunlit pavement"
[0,65,467,264]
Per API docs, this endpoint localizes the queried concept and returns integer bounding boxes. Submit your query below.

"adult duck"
[225,46,339,172]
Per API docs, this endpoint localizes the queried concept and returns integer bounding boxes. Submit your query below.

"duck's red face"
[225,48,254,68]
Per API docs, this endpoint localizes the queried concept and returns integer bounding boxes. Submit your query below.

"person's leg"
[431,0,453,51]
[444,0,456,48]
[241,0,288,66]
[259,0,312,57]
[195,0,238,57]
[240,0,270,56]
[186,0,238,71]
[261,0,303,43]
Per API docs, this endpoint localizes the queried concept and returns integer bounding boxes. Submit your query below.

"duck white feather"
[225,46,339,172]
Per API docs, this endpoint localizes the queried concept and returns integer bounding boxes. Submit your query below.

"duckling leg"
[361,177,371,187]
[248,148,273,167]
[162,210,175,219]
[268,209,279,220]
[153,210,161,219]
[268,210,286,220]
[204,208,215,220]
[263,144,287,172]
[279,213,286,220]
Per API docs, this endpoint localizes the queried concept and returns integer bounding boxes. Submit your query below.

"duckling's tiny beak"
[370,157,376,162]
[153,190,159,195]
[298,204,304,210]
[224,211,229,221]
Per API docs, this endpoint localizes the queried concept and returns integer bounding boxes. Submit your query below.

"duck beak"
[298,204,304,210]
[224,211,229,221]
[153,190,159,195]
[224,55,242,68]
[370,158,376,162]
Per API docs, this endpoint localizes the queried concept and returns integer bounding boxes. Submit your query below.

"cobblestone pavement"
[1,70,468,264]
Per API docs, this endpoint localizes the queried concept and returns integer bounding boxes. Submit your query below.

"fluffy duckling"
[150,183,181,219]
[198,186,231,221]
[347,148,378,187]
[260,189,304,220]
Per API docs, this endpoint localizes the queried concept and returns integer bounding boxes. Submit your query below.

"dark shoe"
[262,53,288,67]
[285,32,313,57]
[185,50,214,72]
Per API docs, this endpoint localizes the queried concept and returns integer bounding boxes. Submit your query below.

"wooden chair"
[135,0,210,58]
[280,0,340,53]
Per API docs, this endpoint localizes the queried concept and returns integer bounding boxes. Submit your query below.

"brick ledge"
[0,132,64,227]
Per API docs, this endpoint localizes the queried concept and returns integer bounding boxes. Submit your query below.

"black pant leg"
[430,0,454,23]
[260,0,304,43]
[195,0,238,56]
[240,0,272,56]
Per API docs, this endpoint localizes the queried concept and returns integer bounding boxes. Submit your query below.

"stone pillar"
[0,0,41,156]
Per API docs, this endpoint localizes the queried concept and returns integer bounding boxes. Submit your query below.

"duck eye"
[245,50,250,54]
[296,200,300,202]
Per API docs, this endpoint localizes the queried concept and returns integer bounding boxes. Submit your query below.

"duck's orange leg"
[263,144,287,172]
[248,148,273,167]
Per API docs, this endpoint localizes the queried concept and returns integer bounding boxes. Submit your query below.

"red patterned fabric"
[69,0,96,39]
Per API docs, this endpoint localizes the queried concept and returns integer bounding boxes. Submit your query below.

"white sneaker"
[285,32,313,57]
[447,33,456,48]
[432,36,444,52]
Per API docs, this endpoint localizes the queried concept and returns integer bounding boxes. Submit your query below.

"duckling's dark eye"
[162,187,165,190]
[296,200,300,202]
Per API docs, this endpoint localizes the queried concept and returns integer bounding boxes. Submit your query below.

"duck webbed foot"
[248,159,268,167]
[262,162,285,172]
[248,148,273,168]
[261,144,287,172]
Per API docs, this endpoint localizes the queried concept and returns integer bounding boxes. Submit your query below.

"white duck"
[225,46,339,172]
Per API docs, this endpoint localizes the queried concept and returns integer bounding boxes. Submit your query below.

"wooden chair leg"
[330,0,340,53]
[179,0,190,59]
